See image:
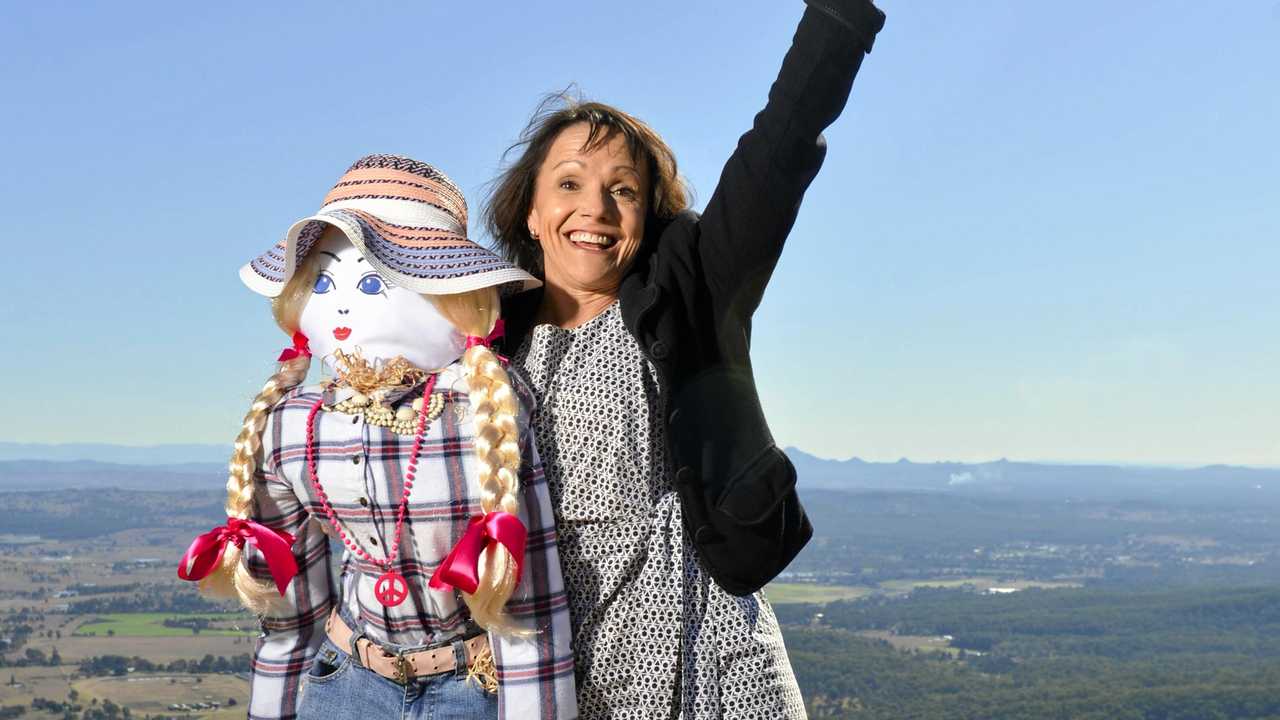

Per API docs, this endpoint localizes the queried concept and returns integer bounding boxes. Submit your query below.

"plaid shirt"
[241,363,576,720]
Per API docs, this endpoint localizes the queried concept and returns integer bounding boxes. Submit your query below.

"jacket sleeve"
[243,417,337,720]
[696,0,883,329]
[492,373,578,719]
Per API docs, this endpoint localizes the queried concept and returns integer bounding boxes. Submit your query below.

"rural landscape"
[2,445,1279,719]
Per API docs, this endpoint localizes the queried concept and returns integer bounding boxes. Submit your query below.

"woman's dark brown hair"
[483,92,692,279]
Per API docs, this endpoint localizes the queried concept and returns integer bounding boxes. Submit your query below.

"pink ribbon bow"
[277,331,312,362]
[464,319,508,362]
[428,511,527,595]
[177,518,299,596]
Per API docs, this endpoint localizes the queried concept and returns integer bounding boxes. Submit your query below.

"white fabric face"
[299,228,466,374]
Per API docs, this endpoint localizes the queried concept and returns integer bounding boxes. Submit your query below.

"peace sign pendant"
[374,570,410,607]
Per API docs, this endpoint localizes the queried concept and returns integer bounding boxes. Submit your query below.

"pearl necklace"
[304,374,438,607]
[327,390,445,436]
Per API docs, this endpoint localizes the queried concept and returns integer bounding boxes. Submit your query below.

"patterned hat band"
[240,155,539,298]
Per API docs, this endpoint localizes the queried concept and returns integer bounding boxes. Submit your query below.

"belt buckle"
[393,652,412,685]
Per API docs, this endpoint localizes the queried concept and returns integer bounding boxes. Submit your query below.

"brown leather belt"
[324,610,490,685]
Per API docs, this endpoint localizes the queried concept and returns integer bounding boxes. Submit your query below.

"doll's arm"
[489,383,577,719]
[243,457,336,720]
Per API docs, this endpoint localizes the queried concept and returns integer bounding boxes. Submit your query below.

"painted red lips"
[333,327,352,341]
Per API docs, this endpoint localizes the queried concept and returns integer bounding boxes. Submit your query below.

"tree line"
[780,584,1280,719]
[77,653,251,676]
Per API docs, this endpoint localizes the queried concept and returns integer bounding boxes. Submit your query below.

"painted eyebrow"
[319,251,341,262]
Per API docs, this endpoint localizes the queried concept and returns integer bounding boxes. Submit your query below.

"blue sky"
[2,1,1276,466]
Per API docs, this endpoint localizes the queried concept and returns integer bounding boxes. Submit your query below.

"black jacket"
[501,0,885,596]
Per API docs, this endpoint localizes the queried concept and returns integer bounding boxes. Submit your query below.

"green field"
[878,577,1082,595]
[73,613,257,638]
[766,578,1084,606]
[765,582,875,605]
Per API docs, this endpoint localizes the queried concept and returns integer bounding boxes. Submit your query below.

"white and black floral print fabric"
[516,301,806,719]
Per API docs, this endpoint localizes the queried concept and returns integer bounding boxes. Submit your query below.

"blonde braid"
[201,258,318,614]
[428,288,527,634]
[459,343,524,632]
[199,355,311,614]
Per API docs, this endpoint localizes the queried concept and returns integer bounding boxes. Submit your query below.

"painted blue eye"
[358,274,386,295]
[313,274,333,294]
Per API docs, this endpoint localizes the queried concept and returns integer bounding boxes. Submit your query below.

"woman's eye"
[559,179,579,191]
[313,274,333,294]
[358,274,386,295]
[613,186,637,199]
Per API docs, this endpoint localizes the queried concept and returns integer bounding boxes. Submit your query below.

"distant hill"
[0,441,230,465]
[0,442,1275,508]
[0,459,225,492]
[783,447,1280,508]
[0,443,227,492]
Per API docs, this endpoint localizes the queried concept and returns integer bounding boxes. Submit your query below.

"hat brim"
[240,209,540,298]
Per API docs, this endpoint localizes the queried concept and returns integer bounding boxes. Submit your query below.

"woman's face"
[527,122,650,296]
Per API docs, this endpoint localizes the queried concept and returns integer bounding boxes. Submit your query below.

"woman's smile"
[567,230,619,252]
[333,326,352,341]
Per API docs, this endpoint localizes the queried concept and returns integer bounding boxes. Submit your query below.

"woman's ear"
[526,208,540,241]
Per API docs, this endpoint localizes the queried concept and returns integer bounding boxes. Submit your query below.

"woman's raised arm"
[696,0,884,325]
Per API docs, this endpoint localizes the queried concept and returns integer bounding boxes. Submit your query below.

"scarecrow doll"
[178,155,576,720]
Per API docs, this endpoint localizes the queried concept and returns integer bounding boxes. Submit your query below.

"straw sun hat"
[240,154,539,297]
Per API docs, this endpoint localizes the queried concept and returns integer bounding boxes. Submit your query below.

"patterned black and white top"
[515,302,806,719]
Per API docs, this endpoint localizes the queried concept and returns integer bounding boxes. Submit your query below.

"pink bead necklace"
[304,374,438,607]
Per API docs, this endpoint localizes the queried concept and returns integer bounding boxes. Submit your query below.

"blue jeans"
[297,635,497,720]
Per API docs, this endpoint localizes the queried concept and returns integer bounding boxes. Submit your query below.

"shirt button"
[358,497,369,507]
[369,536,378,545]
[351,456,362,465]
[649,340,669,360]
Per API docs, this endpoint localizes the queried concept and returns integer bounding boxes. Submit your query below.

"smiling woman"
[489,106,690,328]
[484,1,886,717]
[527,124,651,320]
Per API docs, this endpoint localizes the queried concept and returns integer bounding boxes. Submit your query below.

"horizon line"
[1,440,1275,472]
